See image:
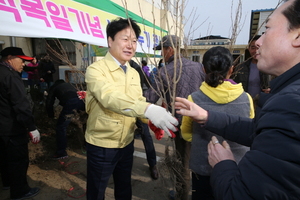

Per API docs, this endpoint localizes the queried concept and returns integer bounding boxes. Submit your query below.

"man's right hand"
[144,104,178,136]
[175,97,208,124]
[148,120,176,140]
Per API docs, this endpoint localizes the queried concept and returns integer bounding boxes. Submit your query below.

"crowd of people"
[21,54,56,104]
[1,0,300,199]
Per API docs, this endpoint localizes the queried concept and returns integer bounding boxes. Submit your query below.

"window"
[192,55,200,62]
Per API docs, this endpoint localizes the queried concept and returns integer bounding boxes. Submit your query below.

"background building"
[184,8,275,66]
[249,8,274,39]
[185,35,246,64]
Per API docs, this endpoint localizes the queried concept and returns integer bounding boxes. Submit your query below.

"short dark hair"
[248,35,261,44]
[203,46,233,88]
[282,0,300,31]
[54,79,65,84]
[141,60,147,66]
[106,18,141,41]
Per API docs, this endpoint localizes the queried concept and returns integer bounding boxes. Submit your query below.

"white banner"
[0,0,163,54]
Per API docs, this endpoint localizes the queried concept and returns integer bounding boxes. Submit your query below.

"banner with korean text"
[0,0,166,54]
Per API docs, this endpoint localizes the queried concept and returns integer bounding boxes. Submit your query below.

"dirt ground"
[0,101,181,200]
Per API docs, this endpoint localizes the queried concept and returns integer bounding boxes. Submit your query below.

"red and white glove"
[28,129,41,144]
[148,120,176,140]
[144,104,178,137]
[77,91,86,100]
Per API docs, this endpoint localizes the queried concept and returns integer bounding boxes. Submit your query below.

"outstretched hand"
[175,97,208,124]
[207,136,235,167]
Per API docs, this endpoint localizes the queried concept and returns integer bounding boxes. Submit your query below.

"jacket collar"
[105,52,129,72]
[257,62,300,110]
[0,61,14,71]
[270,62,300,94]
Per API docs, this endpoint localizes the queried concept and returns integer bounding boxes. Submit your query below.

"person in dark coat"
[129,60,158,180]
[0,47,40,199]
[38,55,56,92]
[175,1,300,199]
[149,59,164,85]
[232,35,270,99]
[46,79,85,159]
[145,35,205,198]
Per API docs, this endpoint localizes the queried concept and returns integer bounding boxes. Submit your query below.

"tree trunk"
[174,133,191,200]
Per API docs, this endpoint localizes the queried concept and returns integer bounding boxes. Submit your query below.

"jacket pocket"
[128,82,142,99]
[93,115,123,140]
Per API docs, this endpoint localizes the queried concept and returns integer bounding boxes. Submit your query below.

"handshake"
[144,104,178,140]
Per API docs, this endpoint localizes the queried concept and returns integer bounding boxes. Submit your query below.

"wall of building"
[0,36,32,56]
[257,11,272,35]
[185,44,247,64]
[0,36,11,51]
[250,9,274,39]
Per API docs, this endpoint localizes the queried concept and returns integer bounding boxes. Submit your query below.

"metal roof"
[193,35,229,40]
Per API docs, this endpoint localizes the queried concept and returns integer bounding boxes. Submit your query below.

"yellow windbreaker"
[85,52,149,148]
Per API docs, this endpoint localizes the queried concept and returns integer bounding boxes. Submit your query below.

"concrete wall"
[185,44,247,63]
[0,36,33,57]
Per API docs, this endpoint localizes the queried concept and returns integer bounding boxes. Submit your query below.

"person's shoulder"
[182,57,201,66]
[0,64,13,75]
[280,79,300,95]
[130,60,140,70]
[236,59,252,68]
[191,89,202,97]
[152,67,157,73]
[87,56,117,75]
[0,63,8,70]
[87,59,105,69]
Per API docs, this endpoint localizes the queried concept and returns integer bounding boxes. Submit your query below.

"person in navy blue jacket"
[175,0,300,199]
[46,79,85,159]
[129,60,158,180]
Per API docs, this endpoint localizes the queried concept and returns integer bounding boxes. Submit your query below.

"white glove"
[145,104,178,137]
[28,129,41,144]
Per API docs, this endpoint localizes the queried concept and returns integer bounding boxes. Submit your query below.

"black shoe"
[169,190,175,200]
[11,187,40,200]
[149,165,159,180]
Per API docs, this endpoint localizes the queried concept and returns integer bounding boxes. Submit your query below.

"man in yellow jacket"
[85,18,178,200]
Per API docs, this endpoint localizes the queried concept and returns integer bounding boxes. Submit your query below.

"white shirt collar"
[110,54,126,67]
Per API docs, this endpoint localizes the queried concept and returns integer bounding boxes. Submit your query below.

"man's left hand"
[207,136,235,167]
[28,129,41,144]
